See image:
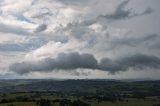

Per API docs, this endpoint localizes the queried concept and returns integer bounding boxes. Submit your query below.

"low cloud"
[9,52,98,74]
[99,54,160,74]
[9,52,160,74]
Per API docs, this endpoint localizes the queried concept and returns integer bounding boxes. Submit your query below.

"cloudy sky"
[0,0,160,79]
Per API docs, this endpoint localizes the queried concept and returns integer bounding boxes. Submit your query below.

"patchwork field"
[0,79,160,106]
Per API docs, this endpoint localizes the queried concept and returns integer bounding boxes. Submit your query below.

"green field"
[0,93,160,106]
[0,79,160,106]
[0,99,159,106]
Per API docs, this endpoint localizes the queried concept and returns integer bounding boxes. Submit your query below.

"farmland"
[0,79,160,106]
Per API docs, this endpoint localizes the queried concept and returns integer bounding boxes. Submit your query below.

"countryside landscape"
[0,0,160,106]
[0,79,160,106]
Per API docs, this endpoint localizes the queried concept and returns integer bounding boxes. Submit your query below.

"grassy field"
[0,99,159,106]
[0,102,36,106]
[91,99,160,106]
[0,96,160,106]
[0,80,160,106]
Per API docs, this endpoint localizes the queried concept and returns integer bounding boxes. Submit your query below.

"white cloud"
[25,40,86,61]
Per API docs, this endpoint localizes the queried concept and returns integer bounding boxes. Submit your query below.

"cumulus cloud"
[9,52,160,74]
[9,52,98,74]
[25,41,85,61]
[99,54,160,74]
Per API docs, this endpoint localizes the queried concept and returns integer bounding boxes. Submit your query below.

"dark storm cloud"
[9,52,98,74]
[99,54,160,74]
[9,52,160,74]
[98,0,153,21]
[34,24,47,33]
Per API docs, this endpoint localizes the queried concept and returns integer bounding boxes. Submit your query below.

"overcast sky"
[0,0,160,79]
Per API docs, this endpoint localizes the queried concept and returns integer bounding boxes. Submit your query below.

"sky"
[0,0,160,79]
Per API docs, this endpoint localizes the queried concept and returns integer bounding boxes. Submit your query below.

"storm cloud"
[9,52,160,74]
[99,54,160,74]
[9,52,98,74]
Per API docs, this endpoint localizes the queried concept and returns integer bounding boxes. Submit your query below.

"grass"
[0,99,159,106]
[0,93,160,106]
[91,100,158,106]
[0,102,35,106]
